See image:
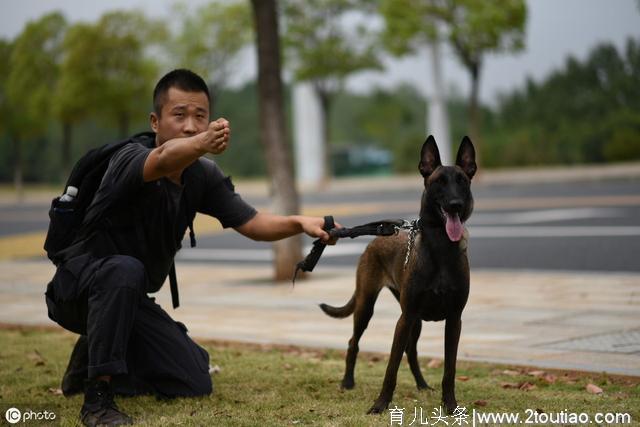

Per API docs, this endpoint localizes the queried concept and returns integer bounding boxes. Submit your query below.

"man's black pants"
[45,254,212,398]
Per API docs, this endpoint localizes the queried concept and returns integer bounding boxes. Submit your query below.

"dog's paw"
[367,400,389,415]
[442,399,458,415]
[340,377,355,390]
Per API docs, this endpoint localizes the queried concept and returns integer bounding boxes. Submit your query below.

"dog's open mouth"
[440,208,464,242]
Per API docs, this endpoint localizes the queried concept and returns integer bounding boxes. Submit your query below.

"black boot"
[80,379,133,427]
[62,335,88,396]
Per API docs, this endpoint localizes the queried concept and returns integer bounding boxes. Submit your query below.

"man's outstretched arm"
[143,119,229,182]
[235,213,338,243]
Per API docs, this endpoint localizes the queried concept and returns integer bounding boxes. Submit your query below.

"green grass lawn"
[0,326,637,426]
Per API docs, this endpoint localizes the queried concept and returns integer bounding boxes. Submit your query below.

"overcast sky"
[1,0,638,105]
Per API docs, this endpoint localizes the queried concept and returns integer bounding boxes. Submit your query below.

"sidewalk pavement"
[1,260,638,376]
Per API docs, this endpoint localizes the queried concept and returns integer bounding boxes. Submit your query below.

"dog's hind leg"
[342,262,384,390]
[406,321,432,390]
[342,290,380,390]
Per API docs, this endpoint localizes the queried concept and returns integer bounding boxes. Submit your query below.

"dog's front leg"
[367,313,416,414]
[442,317,461,414]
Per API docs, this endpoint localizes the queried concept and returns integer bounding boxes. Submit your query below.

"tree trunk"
[251,0,302,281]
[61,121,73,181]
[468,60,482,167]
[12,136,24,202]
[292,82,324,187]
[428,41,452,165]
[315,85,332,186]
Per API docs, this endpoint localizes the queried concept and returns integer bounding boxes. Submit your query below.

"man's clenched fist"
[201,118,230,154]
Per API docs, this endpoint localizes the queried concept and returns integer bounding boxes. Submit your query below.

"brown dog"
[320,136,477,414]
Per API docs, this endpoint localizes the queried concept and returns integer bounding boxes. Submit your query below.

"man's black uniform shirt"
[77,136,257,293]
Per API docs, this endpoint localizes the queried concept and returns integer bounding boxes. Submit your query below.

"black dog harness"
[292,216,419,283]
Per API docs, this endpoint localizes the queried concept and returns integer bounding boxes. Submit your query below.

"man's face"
[150,87,210,146]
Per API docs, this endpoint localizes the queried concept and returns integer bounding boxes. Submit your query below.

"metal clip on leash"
[399,219,419,269]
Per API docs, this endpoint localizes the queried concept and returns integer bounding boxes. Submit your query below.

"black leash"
[292,216,410,284]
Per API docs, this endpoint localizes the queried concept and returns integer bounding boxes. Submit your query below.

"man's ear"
[150,112,159,133]
[456,136,477,180]
[418,135,442,178]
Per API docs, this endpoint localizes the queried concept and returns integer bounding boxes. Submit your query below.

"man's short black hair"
[153,69,210,115]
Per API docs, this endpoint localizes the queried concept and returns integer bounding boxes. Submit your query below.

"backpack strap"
[169,162,202,309]
[170,221,196,310]
[188,222,196,247]
[182,160,203,250]
[169,262,180,309]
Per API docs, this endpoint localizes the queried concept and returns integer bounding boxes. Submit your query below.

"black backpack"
[44,131,190,308]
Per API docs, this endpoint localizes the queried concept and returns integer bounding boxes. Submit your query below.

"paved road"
[1,178,639,272]
[181,179,640,273]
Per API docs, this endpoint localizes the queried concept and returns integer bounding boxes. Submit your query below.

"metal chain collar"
[395,219,420,269]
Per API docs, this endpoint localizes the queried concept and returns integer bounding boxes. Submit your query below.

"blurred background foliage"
[0,1,639,186]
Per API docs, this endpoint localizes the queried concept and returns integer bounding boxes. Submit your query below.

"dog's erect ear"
[419,135,442,178]
[456,136,477,180]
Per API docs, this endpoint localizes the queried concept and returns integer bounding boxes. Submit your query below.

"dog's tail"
[319,295,356,318]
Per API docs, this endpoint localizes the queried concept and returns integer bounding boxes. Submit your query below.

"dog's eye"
[456,174,466,184]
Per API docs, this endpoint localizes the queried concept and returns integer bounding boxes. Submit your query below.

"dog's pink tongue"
[445,212,464,242]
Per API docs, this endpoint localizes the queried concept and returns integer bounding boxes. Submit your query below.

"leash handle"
[323,215,336,235]
[292,216,335,284]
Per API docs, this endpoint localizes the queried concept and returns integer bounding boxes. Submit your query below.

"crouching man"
[45,69,336,426]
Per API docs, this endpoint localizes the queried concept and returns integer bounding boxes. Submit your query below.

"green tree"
[214,82,265,177]
[250,0,302,281]
[331,84,426,172]
[381,0,526,164]
[437,0,526,153]
[380,0,452,162]
[283,0,381,181]
[486,38,640,166]
[0,39,12,137]
[171,0,252,112]
[0,39,14,181]
[623,38,640,112]
[94,11,166,138]
[53,22,101,177]
[6,12,67,197]
[53,11,165,179]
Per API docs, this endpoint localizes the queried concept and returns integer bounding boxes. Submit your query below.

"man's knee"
[188,372,213,396]
[93,255,146,293]
[175,325,213,396]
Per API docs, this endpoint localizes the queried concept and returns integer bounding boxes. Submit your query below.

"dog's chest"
[413,250,469,321]
[417,285,468,321]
